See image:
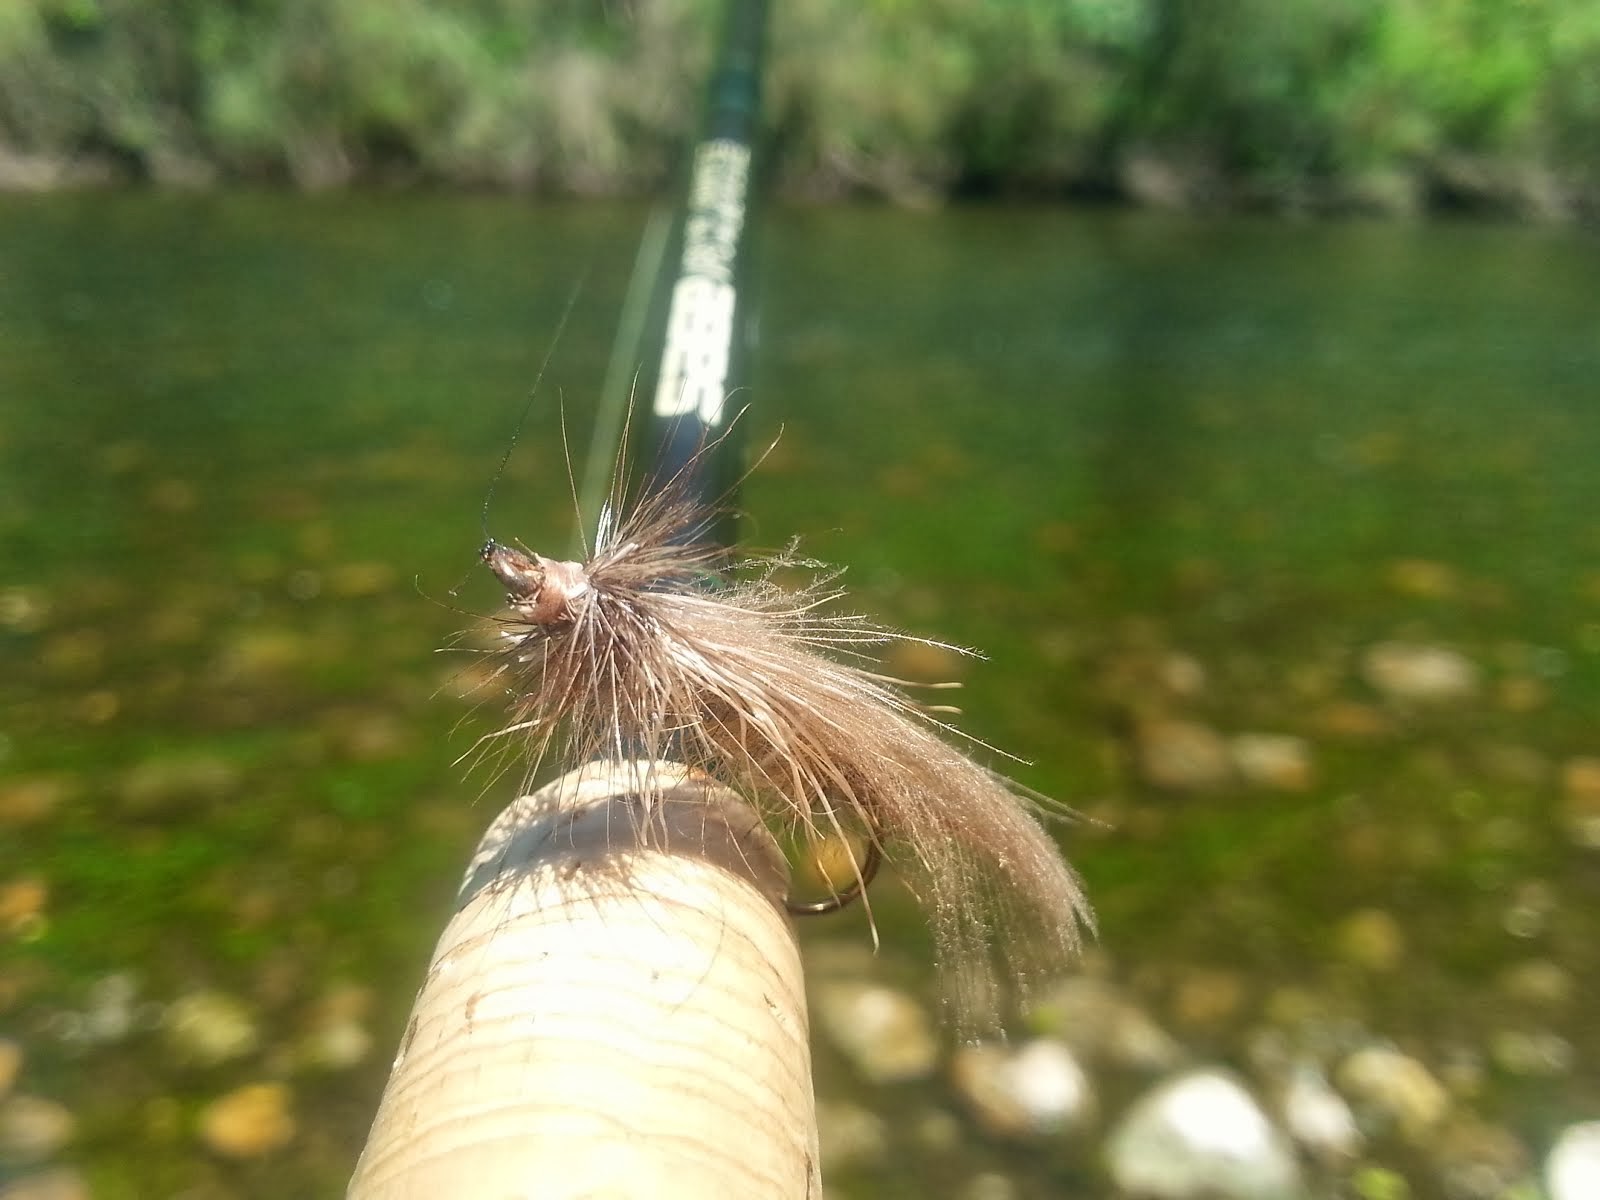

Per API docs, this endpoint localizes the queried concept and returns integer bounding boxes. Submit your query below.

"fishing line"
[478,272,590,548]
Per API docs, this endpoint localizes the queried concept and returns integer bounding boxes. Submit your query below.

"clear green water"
[2,196,1598,1197]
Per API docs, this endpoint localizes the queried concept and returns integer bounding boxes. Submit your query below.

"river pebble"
[1559,756,1600,848]
[198,1082,295,1158]
[295,1017,374,1072]
[295,982,376,1073]
[0,1095,75,1163]
[1230,734,1314,791]
[0,1167,92,1200]
[1334,908,1406,973]
[164,990,261,1068]
[1428,1116,1530,1200]
[0,776,73,828]
[1135,719,1233,791]
[0,877,48,938]
[119,752,241,816]
[1104,1069,1302,1199]
[0,585,51,633]
[1336,1046,1449,1141]
[1360,642,1480,705]
[814,982,938,1083]
[1170,967,1246,1031]
[0,1039,20,1098]
[1496,958,1574,1010]
[1280,1062,1361,1163]
[1546,1121,1600,1200]
[815,1100,888,1171]
[68,972,152,1046]
[950,1039,1094,1139]
[1487,1028,1574,1077]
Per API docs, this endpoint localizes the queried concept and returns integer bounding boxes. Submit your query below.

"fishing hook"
[785,837,882,917]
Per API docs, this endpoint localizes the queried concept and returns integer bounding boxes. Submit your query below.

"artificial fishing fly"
[476,466,1094,1032]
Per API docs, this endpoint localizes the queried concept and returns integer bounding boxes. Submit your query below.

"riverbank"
[2,0,1597,219]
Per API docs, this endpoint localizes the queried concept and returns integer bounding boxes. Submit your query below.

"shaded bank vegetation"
[3,0,1598,218]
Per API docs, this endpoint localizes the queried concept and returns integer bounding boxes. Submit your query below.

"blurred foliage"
[0,0,1597,215]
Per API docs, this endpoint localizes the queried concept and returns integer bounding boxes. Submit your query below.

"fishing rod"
[588,0,767,550]
[351,4,824,1197]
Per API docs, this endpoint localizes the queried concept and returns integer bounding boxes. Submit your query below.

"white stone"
[814,982,938,1083]
[164,990,261,1068]
[1230,733,1314,791]
[1281,1063,1361,1162]
[1008,1040,1093,1131]
[1105,1069,1302,1199]
[952,1038,1094,1139]
[1547,1121,1600,1200]
[1361,642,1480,704]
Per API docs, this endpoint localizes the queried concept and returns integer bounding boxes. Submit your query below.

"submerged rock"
[0,1040,20,1098]
[814,982,938,1083]
[1559,757,1600,848]
[0,1167,91,1200]
[1334,908,1407,973]
[1136,719,1233,791]
[295,1018,374,1072]
[119,753,241,817]
[815,1100,888,1172]
[1169,967,1246,1032]
[1546,1121,1600,1200]
[1360,642,1480,705]
[1336,1046,1449,1141]
[1230,734,1314,792]
[1280,1062,1361,1163]
[0,776,74,828]
[950,1038,1095,1139]
[164,990,261,1068]
[1496,959,1574,1011]
[0,1095,75,1163]
[0,877,49,938]
[1104,1069,1302,1199]
[198,1082,295,1158]
[52,972,153,1047]
[1429,1116,1530,1200]
[1488,1028,1574,1077]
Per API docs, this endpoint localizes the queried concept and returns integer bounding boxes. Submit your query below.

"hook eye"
[786,838,882,917]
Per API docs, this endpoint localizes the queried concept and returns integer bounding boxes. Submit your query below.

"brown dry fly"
[472,457,1094,1032]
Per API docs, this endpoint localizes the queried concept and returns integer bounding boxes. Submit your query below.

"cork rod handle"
[349,761,821,1199]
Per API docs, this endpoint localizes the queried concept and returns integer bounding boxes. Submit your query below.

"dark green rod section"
[626,0,769,550]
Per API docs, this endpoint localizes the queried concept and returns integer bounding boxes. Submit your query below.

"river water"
[2,196,1597,1197]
